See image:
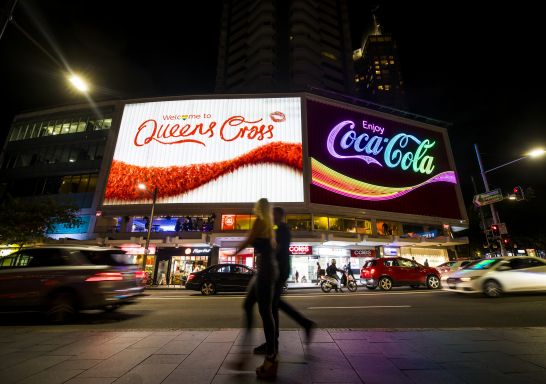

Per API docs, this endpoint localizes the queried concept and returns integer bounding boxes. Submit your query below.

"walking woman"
[233,198,279,379]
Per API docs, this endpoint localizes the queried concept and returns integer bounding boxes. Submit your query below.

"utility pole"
[474,144,506,256]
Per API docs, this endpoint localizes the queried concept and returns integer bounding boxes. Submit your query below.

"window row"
[2,142,105,169]
[8,116,112,142]
[6,174,98,198]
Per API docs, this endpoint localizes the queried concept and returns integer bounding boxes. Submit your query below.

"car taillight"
[187,273,195,281]
[370,268,375,275]
[85,272,123,282]
[135,271,146,279]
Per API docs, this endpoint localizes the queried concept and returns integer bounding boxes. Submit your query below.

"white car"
[437,260,474,283]
[444,257,546,297]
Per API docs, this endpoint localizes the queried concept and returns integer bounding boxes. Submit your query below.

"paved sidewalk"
[1,328,546,383]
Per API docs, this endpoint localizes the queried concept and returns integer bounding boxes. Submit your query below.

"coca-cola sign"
[350,249,376,258]
[307,97,464,219]
[289,245,313,255]
[104,98,304,205]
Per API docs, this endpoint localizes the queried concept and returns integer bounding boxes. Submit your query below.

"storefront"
[219,247,255,268]
[154,247,212,286]
[289,245,316,283]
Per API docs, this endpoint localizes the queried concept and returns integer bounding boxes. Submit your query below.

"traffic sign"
[473,189,504,207]
[498,223,508,235]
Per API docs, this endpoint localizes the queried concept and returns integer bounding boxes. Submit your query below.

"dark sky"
[1,1,545,239]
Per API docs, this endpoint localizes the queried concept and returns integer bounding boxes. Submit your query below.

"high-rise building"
[353,15,405,108]
[215,0,354,94]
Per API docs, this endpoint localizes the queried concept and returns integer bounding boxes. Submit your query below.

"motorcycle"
[320,272,357,293]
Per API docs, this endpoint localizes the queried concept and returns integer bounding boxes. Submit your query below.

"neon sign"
[327,120,437,174]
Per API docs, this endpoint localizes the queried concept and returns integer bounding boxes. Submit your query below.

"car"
[437,260,474,283]
[185,263,255,295]
[0,246,145,322]
[445,256,546,298]
[360,257,441,291]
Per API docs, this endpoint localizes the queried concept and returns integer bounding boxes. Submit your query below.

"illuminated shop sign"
[350,249,376,257]
[120,244,156,255]
[289,245,313,255]
[307,98,462,219]
[47,215,91,235]
[182,247,212,256]
[221,215,236,231]
[383,247,399,256]
[104,97,303,205]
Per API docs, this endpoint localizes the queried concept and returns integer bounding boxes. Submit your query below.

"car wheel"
[426,275,441,289]
[320,281,332,293]
[46,291,77,323]
[378,277,392,291]
[483,280,502,298]
[201,282,216,296]
[366,286,377,290]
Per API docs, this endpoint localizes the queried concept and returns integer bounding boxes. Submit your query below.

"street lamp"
[474,144,544,256]
[68,74,90,93]
[138,183,158,271]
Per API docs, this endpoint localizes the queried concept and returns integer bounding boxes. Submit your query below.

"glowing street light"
[138,183,147,191]
[527,148,545,158]
[68,74,89,93]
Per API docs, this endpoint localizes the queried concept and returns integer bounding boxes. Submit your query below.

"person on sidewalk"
[232,198,279,379]
[295,270,299,283]
[251,207,315,355]
[316,262,322,285]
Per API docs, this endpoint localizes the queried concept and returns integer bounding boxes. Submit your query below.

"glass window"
[69,119,79,133]
[78,175,90,193]
[61,121,71,134]
[467,259,500,270]
[356,220,372,235]
[87,174,97,192]
[215,265,231,273]
[95,143,105,159]
[286,214,311,231]
[377,221,400,236]
[397,258,414,268]
[0,255,17,268]
[102,118,112,129]
[53,121,62,135]
[313,216,328,230]
[77,119,87,132]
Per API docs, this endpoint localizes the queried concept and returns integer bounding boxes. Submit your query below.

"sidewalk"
[1,328,546,384]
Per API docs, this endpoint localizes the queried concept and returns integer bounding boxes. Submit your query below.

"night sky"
[1,1,545,243]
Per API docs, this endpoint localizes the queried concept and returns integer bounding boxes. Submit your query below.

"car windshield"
[81,250,138,266]
[465,259,500,270]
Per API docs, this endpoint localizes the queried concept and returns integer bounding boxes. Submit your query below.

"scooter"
[320,272,357,293]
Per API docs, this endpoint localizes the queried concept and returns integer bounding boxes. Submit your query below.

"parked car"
[445,256,546,297]
[0,246,145,322]
[360,257,441,291]
[185,264,254,295]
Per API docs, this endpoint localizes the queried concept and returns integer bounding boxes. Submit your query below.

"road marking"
[142,291,444,300]
[307,305,412,310]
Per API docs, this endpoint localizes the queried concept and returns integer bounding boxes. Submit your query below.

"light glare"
[527,148,545,158]
[138,183,147,190]
[69,75,89,92]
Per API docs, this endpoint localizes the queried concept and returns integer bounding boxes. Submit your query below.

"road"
[1,287,546,330]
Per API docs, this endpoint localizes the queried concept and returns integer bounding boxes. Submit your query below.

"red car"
[360,257,441,291]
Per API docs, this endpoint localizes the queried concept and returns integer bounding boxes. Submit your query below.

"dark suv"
[360,257,441,291]
[0,246,145,322]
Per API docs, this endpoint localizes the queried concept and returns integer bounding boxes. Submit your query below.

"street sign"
[473,189,504,207]
[498,223,508,235]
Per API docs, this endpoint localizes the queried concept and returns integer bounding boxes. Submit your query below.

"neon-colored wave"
[311,158,456,201]
[105,142,302,201]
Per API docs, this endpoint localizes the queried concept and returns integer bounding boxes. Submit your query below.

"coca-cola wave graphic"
[105,142,302,201]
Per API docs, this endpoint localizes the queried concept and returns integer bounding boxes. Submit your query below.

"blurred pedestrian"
[295,270,299,283]
[424,259,429,267]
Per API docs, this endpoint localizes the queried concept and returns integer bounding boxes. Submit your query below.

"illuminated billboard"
[104,97,303,204]
[307,97,463,219]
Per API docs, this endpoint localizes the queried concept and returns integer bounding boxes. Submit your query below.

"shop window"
[286,214,311,231]
[356,219,372,235]
[221,214,256,230]
[328,217,355,232]
[377,221,400,236]
[77,120,87,132]
[69,120,79,133]
[313,216,328,231]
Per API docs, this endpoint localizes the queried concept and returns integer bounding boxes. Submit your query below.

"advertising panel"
[289,245,313,255]
[350,249,376,258]
[104,97,303,204]
[307,98,462,218]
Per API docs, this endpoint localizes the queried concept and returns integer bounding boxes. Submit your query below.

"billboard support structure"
[143,187,158,270]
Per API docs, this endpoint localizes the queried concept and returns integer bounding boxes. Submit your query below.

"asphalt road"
[2,287,546,330]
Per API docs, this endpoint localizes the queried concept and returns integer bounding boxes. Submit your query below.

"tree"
[0,196,82,249]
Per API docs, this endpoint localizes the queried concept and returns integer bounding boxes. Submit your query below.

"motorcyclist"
[326,259,345,292]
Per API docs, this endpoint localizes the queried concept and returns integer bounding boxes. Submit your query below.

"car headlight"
[460,276,478,282]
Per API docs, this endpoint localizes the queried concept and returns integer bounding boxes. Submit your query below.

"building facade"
[0,93,468,285]
[215,0,354,94]
[353,17,405,109]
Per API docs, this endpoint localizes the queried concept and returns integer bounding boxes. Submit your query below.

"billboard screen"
[104,97,303,205]
[307,98,462,219]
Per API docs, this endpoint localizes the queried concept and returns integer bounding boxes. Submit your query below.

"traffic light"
[502,237,511,246]
[513,186,525,201]
[490,224,500,237]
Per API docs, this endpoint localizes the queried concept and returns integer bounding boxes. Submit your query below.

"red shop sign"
[289,245,313,255]
[350,249,376,257]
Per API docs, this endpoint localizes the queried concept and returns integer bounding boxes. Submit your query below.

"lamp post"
[474,144,545,256]
[138,183,158,271]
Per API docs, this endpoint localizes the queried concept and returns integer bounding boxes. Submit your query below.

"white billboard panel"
[104,97,303,204]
